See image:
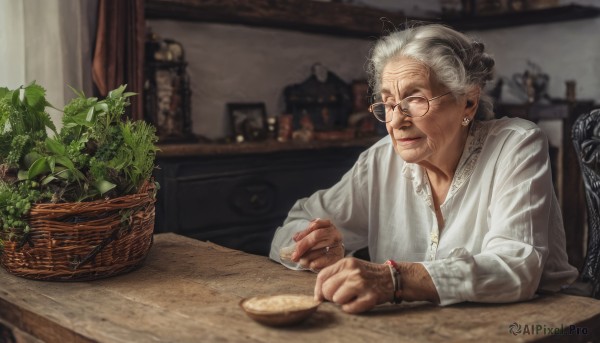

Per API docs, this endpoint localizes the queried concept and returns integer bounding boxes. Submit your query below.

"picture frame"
[227,102,268,142]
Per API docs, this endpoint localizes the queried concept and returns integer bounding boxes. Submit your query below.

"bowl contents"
[243,294,317,312]
[240,294,321,326]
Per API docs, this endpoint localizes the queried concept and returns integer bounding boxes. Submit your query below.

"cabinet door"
[155,147,364,255]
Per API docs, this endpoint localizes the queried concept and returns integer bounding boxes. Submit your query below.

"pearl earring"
[462,117,471,126]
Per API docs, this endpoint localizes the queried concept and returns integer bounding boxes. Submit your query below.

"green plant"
[0,82,158,247]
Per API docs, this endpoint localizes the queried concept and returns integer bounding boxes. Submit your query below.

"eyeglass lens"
[371,96,429,122]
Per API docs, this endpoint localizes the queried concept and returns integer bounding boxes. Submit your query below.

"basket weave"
[0,182,156,281]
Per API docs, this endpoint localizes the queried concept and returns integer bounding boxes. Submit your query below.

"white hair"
[367,24,495,120]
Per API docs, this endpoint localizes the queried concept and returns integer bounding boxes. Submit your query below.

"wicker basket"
[0,182,156,281]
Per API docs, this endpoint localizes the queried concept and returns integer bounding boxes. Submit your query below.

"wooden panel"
[146,1,600,37]
[156,136,381,158]
[145,0,409,38]
[153,145,368,255]
[175,153,353,229]
[0,318,44,343]
[445,4,600,31]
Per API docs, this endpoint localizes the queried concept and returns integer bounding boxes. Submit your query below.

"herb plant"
[0,82,158,247]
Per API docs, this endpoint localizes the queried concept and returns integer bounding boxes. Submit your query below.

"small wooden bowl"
[239,294,321,327]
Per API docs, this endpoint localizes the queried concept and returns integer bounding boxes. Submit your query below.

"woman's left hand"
[291,218,344,271]
[314,257,394,313]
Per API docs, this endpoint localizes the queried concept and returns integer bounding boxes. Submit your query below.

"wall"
[471,18,600,105]
[467,3,600,147]
[148,20,373,140]
[148,0,599,140]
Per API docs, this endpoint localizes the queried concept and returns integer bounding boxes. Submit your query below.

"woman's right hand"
[314,257,394,313]
[291,218,344,271]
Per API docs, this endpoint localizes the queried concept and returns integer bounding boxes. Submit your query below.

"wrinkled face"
[380,57,470,168]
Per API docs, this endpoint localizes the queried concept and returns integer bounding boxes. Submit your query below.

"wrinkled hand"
[291,218,344,271]
[314,258,394,314]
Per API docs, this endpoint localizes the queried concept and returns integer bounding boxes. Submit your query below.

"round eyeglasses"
[368,92,452,122]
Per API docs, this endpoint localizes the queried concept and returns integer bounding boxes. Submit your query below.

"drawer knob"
[230,183,275,216]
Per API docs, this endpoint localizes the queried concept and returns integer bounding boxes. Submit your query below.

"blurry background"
[144,0,599,140]
[1,0,598,138]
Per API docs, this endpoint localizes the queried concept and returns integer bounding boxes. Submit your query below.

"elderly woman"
[270,24,577,313]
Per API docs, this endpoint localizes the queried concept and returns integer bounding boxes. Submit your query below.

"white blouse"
[270,117,578,306]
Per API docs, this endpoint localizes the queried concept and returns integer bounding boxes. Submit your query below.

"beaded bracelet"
[386,263,397,293]
[385,259,402,304]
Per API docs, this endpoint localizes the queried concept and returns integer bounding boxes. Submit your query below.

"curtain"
[0,0,97,130]
[92,0,145,120]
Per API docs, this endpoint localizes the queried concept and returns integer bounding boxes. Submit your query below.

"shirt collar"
[401,120,490,199]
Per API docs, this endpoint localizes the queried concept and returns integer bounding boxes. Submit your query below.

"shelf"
[157,136,382,158]
[145,0,410,38]
[444,4,600,31]
[146,1,600,37]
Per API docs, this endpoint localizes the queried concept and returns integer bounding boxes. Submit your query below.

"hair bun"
[472,41,485,53]
[480,53,495,70]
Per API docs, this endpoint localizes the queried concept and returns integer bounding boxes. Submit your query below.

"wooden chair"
[571,108,600,299]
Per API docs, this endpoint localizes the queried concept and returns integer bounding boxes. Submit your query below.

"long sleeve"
[421,125,576,305]
[269,149,371,269]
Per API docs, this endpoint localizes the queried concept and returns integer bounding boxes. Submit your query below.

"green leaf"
[55,169,72,180]
[63,122,79,129]
[24,83,46,112]
[70,110,94,127]
[11,89,20,107]
[45,137,65,155]
[47,156,56,172]
[54,155,75,170]
[17,169,28,180]
[41,111,57,133]
[41,175,56,185]
[23,152,42,168]
[45,99,60,111]
[56,167,84,181]
[76,135,89,145]
[121,123,133,146]
[123,92,137,98]
[85,106,95,122]
[109,158,129,170]
[0,87,9,99]
[67,84,85,99]
[94,102,108,113]
[72,168,86,180]
[69,168,85,180]
[108,85,126,98]
[28,158,50,179]
[94,180,116,195]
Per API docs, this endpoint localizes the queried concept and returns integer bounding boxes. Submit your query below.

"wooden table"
[0,234,598,343]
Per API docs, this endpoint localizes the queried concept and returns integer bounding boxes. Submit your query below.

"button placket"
[407,163,441,261]
[429,230,439,261]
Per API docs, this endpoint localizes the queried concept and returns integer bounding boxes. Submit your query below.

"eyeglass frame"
[368,91,452,122]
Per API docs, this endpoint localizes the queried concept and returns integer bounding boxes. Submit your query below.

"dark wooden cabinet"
[153,138,378,256]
